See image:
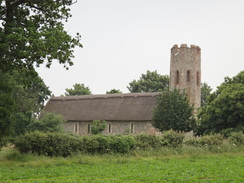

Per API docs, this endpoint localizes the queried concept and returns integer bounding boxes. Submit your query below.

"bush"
[13,131,81,157]
[184,134,224,147]
[81,135,135,154]
[161,130,184,147]
[134,134,161,149]
[91,120,107,135]
[27,112,65,133]
[228,132,244,145]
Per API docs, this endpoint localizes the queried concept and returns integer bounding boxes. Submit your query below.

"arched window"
[187,70,190,82]
[176,70,180,85]
[197,71,200,87]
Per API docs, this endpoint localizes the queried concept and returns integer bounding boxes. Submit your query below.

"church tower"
[169,44,201,113]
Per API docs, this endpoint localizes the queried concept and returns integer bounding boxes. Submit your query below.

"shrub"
[109,135,135,154]
[27,112,65,133]
[161,130,184,147]
[91,120,107,135]
[13,131,81,157]
[134,134,161,149]
[184,134,224,147]
[228,132,244,145]
[81,135,135,154]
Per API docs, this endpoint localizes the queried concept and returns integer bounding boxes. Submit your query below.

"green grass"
[0,147,243,183]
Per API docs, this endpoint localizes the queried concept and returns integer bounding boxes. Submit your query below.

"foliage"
[106,89,122,94]
[201,82,212,106]
[197,71,244,135]
[0,0,82,72]
[184,134,224,147]
[11,69,52,135]
[0,70,15,145]
[13,131,81,157]
[228,131,244,145]
[134,134,162,149]
[91,120,107,135]
[127,70,169,92]
[152,90,196,132]
[65,83,92,96]
[161,130,184,147]
[13,132,135,156]
[81,135,135,154]
[27,112,65,133]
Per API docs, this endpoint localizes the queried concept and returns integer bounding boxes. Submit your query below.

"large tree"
[0,0,82,72]
[0,0,81,142]
[127,70,169,93]
[0,69,52,136]
[197,71,244,134]
[65,83,92,96]
[152,90,196,132]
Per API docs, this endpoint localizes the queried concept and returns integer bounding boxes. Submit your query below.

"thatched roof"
[44,92,161,122]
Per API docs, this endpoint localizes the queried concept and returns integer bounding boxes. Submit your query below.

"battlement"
[171,44,200,52]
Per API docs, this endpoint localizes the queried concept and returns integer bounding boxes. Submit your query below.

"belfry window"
[176,70,180,85]
[197,71,200,87]
[187,70,190,82]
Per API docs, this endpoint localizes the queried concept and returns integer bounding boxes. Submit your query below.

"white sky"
[37,0,244,96]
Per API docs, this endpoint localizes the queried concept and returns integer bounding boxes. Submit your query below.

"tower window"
[176,70,180,85]
[197,71,200,87]
[187,70,190,82]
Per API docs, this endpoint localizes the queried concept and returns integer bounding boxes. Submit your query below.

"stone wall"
[62,121,156,135]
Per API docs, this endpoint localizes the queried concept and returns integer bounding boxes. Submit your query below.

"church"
[44,44,201,135]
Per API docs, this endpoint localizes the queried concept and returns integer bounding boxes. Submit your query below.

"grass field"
[0,147,243,183]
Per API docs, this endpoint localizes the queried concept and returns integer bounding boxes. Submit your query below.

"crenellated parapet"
[171,44,201,53]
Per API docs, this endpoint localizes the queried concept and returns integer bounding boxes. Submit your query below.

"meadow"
[0,146,243,183]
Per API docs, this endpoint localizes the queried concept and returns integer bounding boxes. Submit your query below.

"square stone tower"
[169,44,201,113]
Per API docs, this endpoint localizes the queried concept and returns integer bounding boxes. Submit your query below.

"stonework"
[169,44,201,113]
[62,121,155,135]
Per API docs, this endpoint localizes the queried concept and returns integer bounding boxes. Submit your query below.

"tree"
[197,71,244,134]
[91,120,107,135]
[65,83,92,96]
[0,69,52,136]
[0,0,81,142]
[0,70,15,145]
[27,112,65,133]
[106,89,122,94]
[0,0,82,72]
[201,82,212,106]
[152,90,196,132]
[127,70,169,93]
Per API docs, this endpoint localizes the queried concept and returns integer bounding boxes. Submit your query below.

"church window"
[130,123,134,133]
[88,124,91,134]
[108,123,112,133]
[187,70,190,82]
[176,70,180,85]
[75,123,78,133]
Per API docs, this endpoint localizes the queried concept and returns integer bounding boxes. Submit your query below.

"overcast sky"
[36,0,244,96]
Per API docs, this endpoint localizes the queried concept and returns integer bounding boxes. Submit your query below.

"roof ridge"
[50,92,161,101]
